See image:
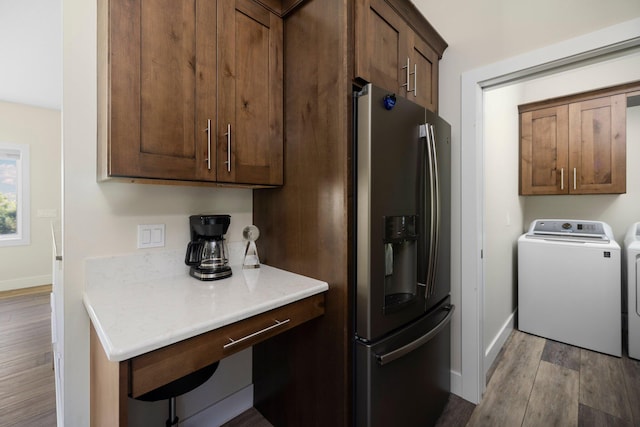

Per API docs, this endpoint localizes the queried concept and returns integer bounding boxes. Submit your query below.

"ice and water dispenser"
[383,215,418,312]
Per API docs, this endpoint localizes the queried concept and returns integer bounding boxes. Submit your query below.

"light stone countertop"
[83,249,328,362]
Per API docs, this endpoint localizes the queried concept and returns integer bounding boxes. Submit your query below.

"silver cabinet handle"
[573,167,576,190]
[223,318,290,350]
[402,57,410,92]
[204,119,211,170]
[224,123,231,172]
[560,167,564,190]
[412,63,417,97]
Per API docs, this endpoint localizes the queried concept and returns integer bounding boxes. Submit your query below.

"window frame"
[0,142,30,247]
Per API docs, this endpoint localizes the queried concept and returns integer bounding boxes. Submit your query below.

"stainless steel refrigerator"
[354,84,454,427]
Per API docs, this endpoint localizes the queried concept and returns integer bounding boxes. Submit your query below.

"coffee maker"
[185,215,232,281]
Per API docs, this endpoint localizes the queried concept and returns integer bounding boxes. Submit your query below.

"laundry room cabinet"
[354,0,446,112]
[518,82,640,195]
[98,0,283,187]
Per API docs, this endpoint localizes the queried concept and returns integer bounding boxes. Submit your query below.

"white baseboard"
[450,369,462,397]
[0,275,51,292]
[181,384,253,427]
[483,310,516,378]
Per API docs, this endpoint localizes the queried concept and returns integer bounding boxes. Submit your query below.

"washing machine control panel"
[531,220,606,238]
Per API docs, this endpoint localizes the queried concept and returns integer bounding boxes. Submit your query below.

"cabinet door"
[109,0,216,181]
[407,30,438,112]
[354,0,409,97]
[217,0,283,185]
[569,94,626,194]
[519,105,569,195]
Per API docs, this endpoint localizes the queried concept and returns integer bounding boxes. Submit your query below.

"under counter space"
[83,250,327,427]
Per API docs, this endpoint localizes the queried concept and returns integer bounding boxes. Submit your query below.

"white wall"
[63,1,254,424]
[0,0,61,110]
[482,85,525,369]
[0,101,61,291]
[482,51,640,374]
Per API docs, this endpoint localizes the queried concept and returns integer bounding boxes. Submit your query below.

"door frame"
[459,17,640,404]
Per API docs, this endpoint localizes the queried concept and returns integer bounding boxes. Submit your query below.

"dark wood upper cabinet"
[520,105,569,195]
[354,0,446,112]
[98,0,283,186]
[217,0,283,186]
[519,82,639,195]
[568,95,626,194]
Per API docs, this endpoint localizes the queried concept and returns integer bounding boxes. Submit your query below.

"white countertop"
[83,251,328,362]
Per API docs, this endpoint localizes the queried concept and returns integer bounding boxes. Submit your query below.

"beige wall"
[0,101,61,291]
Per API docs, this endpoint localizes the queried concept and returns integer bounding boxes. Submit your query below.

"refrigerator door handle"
[424,122,438,298]
[375,304,455,366]
[429,124,440,297]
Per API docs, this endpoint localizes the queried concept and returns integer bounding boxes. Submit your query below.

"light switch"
[137,224,165,248]
[37,208,58,218]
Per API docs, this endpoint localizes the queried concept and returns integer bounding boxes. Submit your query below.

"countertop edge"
[84,267,328,362]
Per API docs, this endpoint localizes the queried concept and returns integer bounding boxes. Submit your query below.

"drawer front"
[129,293,325,397]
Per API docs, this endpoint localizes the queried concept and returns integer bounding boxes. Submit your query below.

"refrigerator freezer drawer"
[355,299,453,427]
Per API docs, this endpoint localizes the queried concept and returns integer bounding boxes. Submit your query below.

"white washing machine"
[624,223,640,360]
[518,219,621,357]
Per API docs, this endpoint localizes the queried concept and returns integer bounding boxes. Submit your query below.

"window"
[0,143,29,247]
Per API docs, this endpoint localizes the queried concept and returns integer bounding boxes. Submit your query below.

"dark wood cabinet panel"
[408,29,438,112]
[569,94,626,194]
[355,0,406,97]
[520,105,569,195]
[354,0,446,111]
[252,0,352,425]
[217,0,283,185]
[104,0,216,182]
[519,84,637,195]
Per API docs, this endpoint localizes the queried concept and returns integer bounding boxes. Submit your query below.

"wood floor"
[0,290,56,426]
[229,330,640,427]
[458,330,640,427]
[4,289,638,427]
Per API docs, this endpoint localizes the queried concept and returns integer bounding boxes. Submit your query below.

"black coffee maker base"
[189,266,232,281]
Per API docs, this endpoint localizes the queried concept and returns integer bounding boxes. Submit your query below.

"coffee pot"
[185,214,232,281]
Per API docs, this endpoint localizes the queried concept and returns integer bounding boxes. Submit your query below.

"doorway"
[459,21,640,404]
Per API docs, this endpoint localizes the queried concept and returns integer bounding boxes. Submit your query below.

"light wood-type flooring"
[4,288,639,427]
[443,329,640,427]
[0,288,56,426]
[228,330,640,427]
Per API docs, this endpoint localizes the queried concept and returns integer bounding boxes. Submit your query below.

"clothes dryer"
[518,219,621,357]
[624,223,640,360]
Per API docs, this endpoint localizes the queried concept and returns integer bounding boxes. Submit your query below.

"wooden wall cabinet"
[98,0,283,186]
[519,83,640,195]
[354,0,446,112]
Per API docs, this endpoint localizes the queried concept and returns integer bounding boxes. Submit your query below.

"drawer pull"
[223,318,291,350]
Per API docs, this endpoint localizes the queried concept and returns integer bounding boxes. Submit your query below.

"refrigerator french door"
[355,84,453,427]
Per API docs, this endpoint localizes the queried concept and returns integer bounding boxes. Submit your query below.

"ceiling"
[413,0,640,70]
[0,0,61,110]
[0,0,638,112]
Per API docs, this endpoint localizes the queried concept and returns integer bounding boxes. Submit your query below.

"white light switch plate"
[137,224,165,248]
